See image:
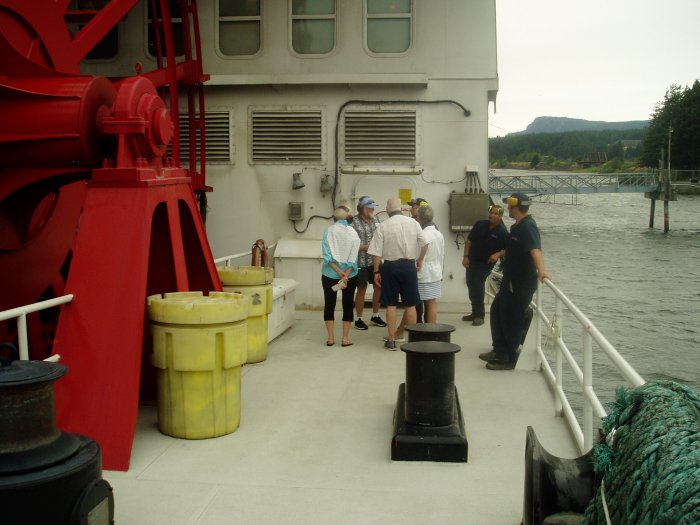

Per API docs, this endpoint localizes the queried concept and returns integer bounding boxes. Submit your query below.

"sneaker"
[354,319,369,330]
[383,336,406,342]
[486,360,516,371]
[462,313,476,322]
[370,315,387,327]
[478,350,499,362]
[472,317,484,326]
[384,340,397,350]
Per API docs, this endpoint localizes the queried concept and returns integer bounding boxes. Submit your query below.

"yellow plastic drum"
[147,291,249,439]
[218,267,273,364]
[218,265,273,286]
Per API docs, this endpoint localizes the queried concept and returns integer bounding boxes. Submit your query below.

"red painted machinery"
[0,0,220,470]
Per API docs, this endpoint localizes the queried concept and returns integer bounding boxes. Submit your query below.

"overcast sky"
[489,0,700,137]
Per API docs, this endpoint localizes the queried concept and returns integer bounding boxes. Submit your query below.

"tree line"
[489,129,646,171]
[490,80,699,172]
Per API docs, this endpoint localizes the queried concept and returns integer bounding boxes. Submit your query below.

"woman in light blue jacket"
[321,206,360,347]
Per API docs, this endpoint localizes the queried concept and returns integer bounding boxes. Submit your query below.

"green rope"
[582,380,700,525]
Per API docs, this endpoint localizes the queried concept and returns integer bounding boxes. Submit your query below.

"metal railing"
[488,171,659,195]
[0,295,74,361]
[488,274,645,454]
[214,242,277,267]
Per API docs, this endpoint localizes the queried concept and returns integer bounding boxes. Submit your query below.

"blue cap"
[358,196,376,209]
[502,193,532,206]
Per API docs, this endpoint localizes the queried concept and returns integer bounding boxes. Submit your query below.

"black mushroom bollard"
[0,343,115,525]
[405,322,455,343]
[391,324,468,462]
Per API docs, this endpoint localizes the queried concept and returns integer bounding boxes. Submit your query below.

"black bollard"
[405,323,455,343]
[403,341,459,427]
[0,344,115,524]
[391,327,468,462]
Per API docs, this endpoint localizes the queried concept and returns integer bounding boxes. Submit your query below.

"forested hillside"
[489,128,647,171]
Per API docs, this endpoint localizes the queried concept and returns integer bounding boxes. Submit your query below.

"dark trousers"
[322,274,358,322]
[466,263,493,317]
[490,280,536,363]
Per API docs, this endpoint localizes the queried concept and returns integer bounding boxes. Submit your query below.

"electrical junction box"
[449,193,491,232]
[288,202,304,221]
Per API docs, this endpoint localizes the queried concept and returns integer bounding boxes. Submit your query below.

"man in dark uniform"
[462,205,508,326]
[480,193,550,370]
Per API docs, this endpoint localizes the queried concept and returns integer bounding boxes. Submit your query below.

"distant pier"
[488,169,688,232]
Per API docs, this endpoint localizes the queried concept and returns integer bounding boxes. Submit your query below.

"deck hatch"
[249,108,324,163]
[343,109,417,163]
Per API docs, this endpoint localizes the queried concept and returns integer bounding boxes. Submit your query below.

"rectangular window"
[365,0,412,54]
[342,108,417,164]
[290,0,336,55]
[250,108,324,163]
[147,0,184,58]
[219,0,261,56]
[172,111,233,164]
[67,1,119,60]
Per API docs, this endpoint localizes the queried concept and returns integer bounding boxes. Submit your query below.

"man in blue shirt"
[480,193,550,370]
[462,205,508,326]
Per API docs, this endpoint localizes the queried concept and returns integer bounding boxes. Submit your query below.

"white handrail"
[0,294,74,360]
[214,241,278,266]
[488,272,645,454]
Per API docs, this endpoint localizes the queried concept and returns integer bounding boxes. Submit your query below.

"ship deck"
[103,308,578,525]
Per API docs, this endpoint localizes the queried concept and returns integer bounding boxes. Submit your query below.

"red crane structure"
[0,0,219,470]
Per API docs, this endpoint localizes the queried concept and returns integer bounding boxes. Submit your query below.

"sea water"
[525,190,700,406]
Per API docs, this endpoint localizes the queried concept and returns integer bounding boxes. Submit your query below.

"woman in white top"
[416,205,445,323]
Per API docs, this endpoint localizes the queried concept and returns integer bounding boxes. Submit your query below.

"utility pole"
[664,124,673,233]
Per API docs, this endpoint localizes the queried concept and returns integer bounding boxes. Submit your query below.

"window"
[290,0,336,55]
[249,108,324,163]
[171,112,233,164]
[342,108,417,164]
[365,0,412,54]
[219,0,261,56]
[147,0,184,58]
[67,1,119,60]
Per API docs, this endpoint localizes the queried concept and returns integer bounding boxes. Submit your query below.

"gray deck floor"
[104,309,578,525]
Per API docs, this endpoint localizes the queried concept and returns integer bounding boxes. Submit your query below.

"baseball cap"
[502,193,532,206]
[358,196,376,209]
[408,197,428,206]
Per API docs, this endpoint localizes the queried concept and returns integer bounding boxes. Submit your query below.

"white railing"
[0,295,74,361]
[214,242,277,267]
[488,274,645,454]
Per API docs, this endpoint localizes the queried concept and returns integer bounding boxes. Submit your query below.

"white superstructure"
[85,0,499,306]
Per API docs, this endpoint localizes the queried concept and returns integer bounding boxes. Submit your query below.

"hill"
[518,116,648,134]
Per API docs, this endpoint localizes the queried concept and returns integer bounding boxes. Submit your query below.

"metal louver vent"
[344,110,416,162]
[250,109,323,162]
[174,111,232,163]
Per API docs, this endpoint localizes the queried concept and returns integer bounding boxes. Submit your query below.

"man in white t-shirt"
[368,197,429,349]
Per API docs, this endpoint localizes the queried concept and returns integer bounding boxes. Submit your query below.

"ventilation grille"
[250,109,323,162]
[344,110,416,162]
[173,111,232,163]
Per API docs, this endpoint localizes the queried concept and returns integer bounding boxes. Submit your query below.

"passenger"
[368,197,429,350]
[480,193,551,370]
[321,206,360,347]
[416,205,444,323]
[407,196,430,322]
[407,197,429,220]
[462,204,509,326]
[351,196,387,330]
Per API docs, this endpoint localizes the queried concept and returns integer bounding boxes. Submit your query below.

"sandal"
[326,340,334,346]
[341,340,353,347]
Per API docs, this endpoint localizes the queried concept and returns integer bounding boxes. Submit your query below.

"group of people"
[321,196,444,349]
[321,191,549,370]
[462,192,550,370]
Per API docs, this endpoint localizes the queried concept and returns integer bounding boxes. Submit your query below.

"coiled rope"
[582,380,700,525]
